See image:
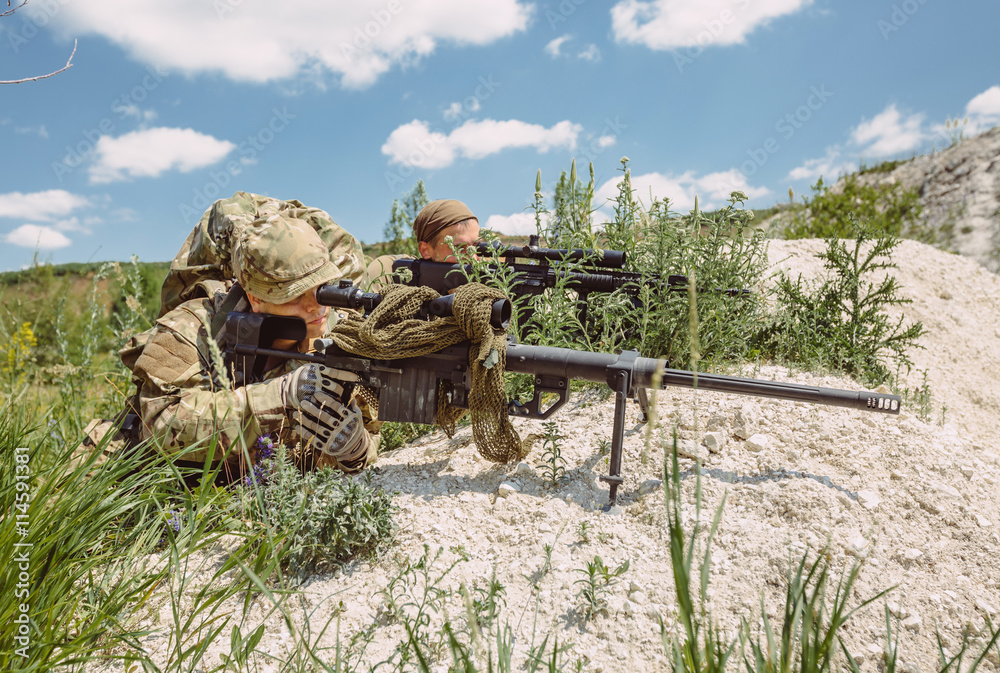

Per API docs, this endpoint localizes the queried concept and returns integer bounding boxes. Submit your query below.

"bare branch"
[0,38,77,84]
[1,0,31,19]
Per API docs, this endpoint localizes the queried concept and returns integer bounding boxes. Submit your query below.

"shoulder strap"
[210,283,249,339]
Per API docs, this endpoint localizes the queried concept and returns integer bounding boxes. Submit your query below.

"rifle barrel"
[505,343,900,414]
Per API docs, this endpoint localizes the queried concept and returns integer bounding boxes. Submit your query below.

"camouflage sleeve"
[132,317,288,464]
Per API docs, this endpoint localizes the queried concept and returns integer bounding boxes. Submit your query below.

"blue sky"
[1,0,998,271]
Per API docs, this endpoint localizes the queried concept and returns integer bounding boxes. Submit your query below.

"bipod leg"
[636,387,650,423]
[601,351,637,508]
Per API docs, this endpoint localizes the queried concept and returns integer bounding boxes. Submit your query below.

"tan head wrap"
[413,199,478,244]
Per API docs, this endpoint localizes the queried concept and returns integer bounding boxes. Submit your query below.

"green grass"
[857,158,907,176]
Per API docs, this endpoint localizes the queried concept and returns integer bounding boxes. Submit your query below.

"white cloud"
[786,148,854,182]
[788,87,1000,185]
[577,44,601,61]
[595,135,617,149]
[451,119,581,159]
[0,190,90,221]
[382,118,582,169]
[381,121,456,169]
[850,104,925,157]
[926,85,1000,144]
[117,103,141,119]
[40,0,531,89]
[595,169,770,215]
[966,85,1000,128]
[611,0,811,50]
[545,34,571,57]
[117,104,159,123]
[5,224,73,250]
[443,98,479,121]
[52,217,90,234]
[15,125,48,139]
[88,127,236,183]
[967,85,1000,118]
[485,212,540,236]
[111,208,139,222]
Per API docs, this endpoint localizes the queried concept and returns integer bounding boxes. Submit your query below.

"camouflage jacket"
[125,287,380,474]
[128,288,299,468]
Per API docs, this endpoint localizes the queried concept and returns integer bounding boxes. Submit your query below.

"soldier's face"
[418,220,480,263]
[248,284,329,343]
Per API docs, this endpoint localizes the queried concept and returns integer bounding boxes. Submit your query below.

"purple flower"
[255,435,276,461]
[243,463,269,488]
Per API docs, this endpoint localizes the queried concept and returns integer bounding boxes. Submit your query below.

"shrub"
[778,175,923,242]
[753,223,925,386]
[628,191,767,366]
[246,447,397,579]
[379,421,433,453]
[482,159,769,368]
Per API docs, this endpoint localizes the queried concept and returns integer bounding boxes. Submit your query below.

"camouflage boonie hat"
[233,214,340,304]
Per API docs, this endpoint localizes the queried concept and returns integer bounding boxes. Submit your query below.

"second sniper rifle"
[224,282,903,507]
[390,235,751,334]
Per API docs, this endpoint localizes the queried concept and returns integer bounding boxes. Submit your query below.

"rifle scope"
[475,234,626,269]
[316,281,512,330]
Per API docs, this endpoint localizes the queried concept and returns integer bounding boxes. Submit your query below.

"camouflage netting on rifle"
[328,283,526,463]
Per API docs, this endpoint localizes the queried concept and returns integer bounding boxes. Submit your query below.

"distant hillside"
[844,126,1000,272]
[0,260,169,320]
[0,261,168,286]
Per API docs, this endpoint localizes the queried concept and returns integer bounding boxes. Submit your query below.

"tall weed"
[509,159,767,366]
[754,223,925,385]
[629,191,766,366]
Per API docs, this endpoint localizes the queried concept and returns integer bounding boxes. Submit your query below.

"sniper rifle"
[391,235,750,336]
[394,235,752,297]
[223,282,901,506]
